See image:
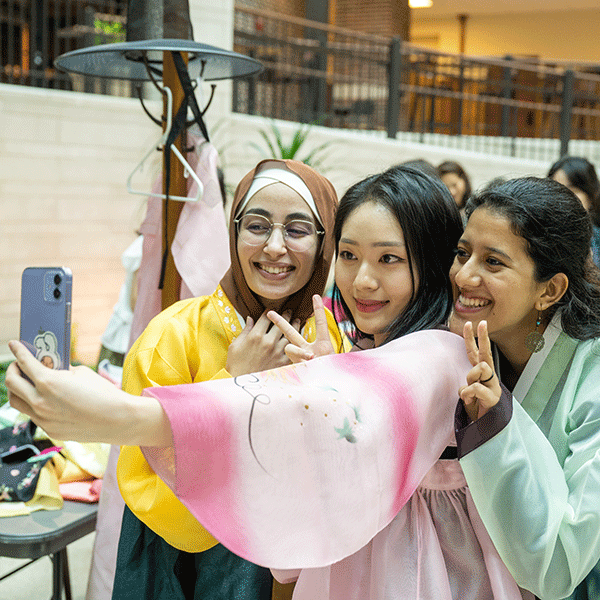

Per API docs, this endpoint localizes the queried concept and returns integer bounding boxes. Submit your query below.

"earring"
[525,311,545,353]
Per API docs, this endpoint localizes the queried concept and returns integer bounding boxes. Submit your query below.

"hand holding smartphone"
[20,267,72,371]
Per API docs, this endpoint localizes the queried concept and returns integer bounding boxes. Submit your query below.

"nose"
[354,261,378,291]
[453,256,480,288]
[263,224,287,256]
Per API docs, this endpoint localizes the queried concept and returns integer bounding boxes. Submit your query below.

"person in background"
[399,158,438,179]
[438,160,472,217]
[548,155,600,267]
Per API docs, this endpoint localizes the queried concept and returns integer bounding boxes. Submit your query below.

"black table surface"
[0,500,97,559]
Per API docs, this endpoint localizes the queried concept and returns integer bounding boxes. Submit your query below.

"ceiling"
[415,0,600,17]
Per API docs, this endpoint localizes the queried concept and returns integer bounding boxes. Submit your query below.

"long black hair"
[465,177,600,340]
[332,165,464,345]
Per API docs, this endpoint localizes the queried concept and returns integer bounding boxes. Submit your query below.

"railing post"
[386,37,402,139]
[30,0,47,87]
[247,49,257,115]
[315,38,328,121]
[500,55,513,138]
[560,69,574,157]
[456,57,465,135]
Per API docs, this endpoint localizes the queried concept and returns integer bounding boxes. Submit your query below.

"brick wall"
[0,84,157,364]
[237,0,409,38]
[334,0,409,38]
[240,0,304,17]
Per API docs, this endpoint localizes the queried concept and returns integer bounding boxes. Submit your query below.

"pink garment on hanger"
[129,137,230,347]
[141,329,472,570]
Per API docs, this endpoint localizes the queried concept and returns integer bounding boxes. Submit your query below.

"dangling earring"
[525,311,545,353]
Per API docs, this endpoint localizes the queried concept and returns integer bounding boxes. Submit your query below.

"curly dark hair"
[465,177,600,340]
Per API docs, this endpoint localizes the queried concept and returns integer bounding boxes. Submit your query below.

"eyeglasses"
[234,214,324,252]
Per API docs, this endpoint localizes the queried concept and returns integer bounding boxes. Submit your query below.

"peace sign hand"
[267,295,335,364]
[458,320,502,422]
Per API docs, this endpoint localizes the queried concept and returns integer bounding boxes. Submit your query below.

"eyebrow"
[243,207,314,222]
[458,238,512,260]
[340,238,405,248]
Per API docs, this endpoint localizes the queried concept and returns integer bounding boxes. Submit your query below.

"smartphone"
[20,267,72,370]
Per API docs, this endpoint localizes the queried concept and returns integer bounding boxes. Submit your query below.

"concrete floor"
[0,531,95,600]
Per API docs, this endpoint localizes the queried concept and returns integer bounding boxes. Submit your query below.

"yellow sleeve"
[303,307,352,353]
[117,296,227,552]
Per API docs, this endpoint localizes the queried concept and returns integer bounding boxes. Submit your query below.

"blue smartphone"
[20,267,72,370]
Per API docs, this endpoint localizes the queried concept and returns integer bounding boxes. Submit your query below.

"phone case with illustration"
[20,267,72,370]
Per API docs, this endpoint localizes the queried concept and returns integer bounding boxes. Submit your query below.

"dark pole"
[457,14,468,55]
[559,69,574,158]
[161,51,187,310]
[386,37,402,138]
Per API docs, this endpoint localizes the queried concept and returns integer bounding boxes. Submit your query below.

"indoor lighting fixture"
[409,0,433,7]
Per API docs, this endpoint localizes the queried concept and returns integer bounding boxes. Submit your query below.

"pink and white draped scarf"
[142,329,472,570]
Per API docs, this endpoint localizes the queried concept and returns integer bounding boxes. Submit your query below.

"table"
[0,501,98,599]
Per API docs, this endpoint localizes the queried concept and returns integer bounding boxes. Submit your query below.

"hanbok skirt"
[276,459,533,600]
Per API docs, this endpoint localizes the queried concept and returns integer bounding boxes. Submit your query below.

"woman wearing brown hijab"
[113,160,344,600]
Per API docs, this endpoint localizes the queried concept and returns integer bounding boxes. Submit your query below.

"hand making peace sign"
[459,320,502,422]
[267,294,336,363]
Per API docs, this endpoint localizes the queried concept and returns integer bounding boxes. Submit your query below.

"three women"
[6,172,600,599]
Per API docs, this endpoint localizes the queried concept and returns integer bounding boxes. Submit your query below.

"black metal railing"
[1,0,130,95]
[233,5,600,160]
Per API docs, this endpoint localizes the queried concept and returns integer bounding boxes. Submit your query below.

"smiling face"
[449,206,551,357]
[236,183,319,311]
[335,201,416,346]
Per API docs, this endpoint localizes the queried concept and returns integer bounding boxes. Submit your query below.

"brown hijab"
[219,159,338,326]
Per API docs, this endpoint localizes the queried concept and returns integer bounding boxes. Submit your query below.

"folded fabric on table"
[59,479,103,503]
[0,455,63,517]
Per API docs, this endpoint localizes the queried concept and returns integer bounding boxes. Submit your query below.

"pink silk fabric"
[142,329,472,570]
[276,460,527,600]
[128,137,230,347]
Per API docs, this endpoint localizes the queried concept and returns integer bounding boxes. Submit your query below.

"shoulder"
[132,295,214,350]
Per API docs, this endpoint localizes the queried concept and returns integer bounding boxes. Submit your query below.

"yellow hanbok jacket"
[117,285,348,552]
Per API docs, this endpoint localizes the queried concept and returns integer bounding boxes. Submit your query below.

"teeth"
[260,264,293,274]
[459,294,490,308]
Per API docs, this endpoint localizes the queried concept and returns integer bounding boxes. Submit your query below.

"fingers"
[462,322,480,367]
[458,384,479,422]
[311,295,330,342]
[5,359,38,403]
[284,344,315,364]
[8,340,42,382]
[7,393,35,420]
[465,361,495,386]
[239,315,255,336]
[267,311,307,347]
[476,320,494,365]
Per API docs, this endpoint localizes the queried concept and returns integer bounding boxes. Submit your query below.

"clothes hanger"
[126,85,204,203]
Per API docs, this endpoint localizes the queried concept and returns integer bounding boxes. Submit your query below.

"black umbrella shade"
[54,39,262,81]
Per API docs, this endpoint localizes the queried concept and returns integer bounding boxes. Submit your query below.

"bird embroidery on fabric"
[335,417,357,443]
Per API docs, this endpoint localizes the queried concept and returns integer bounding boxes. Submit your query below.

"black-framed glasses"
[234,214,324,251]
